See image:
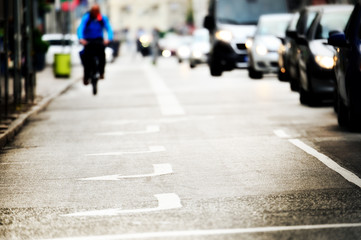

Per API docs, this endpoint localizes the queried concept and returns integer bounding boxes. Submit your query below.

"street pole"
[24,0,35,103]
[13,0,22,109]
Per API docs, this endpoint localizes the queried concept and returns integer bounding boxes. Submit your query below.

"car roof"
[304,4,353,12]
[42,34,78,41]
[259,13,294,21]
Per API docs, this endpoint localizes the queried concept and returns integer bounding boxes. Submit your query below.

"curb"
[0,76,80,149]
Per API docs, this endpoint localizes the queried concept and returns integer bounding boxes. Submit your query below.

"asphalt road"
[1,54,361,240]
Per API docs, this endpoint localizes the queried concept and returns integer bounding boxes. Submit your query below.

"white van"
[204,0,290,76]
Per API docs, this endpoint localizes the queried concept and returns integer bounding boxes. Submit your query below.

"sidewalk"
[0,65,82,149]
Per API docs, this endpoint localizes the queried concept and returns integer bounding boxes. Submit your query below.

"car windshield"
[256,16,291,37]
[315,9,352,39]
[216,0,288,25]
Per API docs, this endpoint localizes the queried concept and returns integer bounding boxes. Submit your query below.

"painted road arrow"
[62,193,182,217]
[96,125,160,136]
[79,164,173,180]
[85,146,166,156]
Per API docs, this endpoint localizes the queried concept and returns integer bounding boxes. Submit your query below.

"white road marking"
[97,125,160,136]
[41,222,361,240]
[79,164,173,180]
[289,139,361,188]
[273,129,290,138]
[86,146,166,156]
[62,193,181,217]
[103,116,215,125]
[144,65,185,116]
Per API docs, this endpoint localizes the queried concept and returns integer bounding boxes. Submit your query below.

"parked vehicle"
[328,3,361,130]
[247,13,293,79]
[282,6,320,91]
[43,33,114,65]
[278,12,300,82]
[203,0,290,77]
[189,28,210,68]
[297,5,353,106]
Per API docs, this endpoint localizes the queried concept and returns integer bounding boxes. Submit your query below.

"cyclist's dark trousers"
[83,40,105,79]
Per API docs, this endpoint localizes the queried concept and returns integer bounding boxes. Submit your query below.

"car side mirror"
[328,32,348,48]
[203,15,215,32]
[286,30,298,39]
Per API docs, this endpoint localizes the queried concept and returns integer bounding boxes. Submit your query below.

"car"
[282,6,321,91]
[246,13,293,79]
[42,33,114,66]
[176,35,193,63]
[189,28,210,68]
[159,33,184,58]
[328,3,361,130]
[297,5,353,106]
[278,12,300,82]
[203,0,291,77]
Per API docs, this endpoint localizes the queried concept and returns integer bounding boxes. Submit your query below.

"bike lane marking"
[79,164,173,180]
[85,146,166,156]
[41,223,361,240]
[96,125,160,136]
[144,65,185,116]
[62,193,181,217]
[274,129,361,188]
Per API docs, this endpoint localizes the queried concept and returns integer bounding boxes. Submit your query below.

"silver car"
[247,13,293,79]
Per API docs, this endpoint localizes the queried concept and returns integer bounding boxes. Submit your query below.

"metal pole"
[13,0,22,109]
[4,0,9,115]
[24,0,35,103]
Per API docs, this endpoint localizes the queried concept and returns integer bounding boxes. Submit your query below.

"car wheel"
[290,77,299,92]
[299,88,310,105]
[248,67,263,79]
[337,93,348,128]
[209,58,222,77]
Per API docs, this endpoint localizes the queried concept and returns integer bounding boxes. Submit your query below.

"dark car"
[328,3,361,130]
[278,12,300,82]
[297,5,353,106]
[282,6,320,91]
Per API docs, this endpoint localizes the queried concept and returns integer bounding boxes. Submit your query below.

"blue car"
[328,3,361,130]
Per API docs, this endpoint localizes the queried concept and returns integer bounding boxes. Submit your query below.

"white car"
[246,14,293,79]
[42,33,114,66]
[189,28,210,68]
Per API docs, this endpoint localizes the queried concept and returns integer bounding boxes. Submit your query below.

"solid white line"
[97,125,160,136]
[86,146,166,156]
[40,223,361,240]
[145,65,185,116]
[289,139,361,188]
[62,193,181,217]
[273,129,290,138]
[79,164,173,180]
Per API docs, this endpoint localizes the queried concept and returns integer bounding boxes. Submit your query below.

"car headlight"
[245,38,253,49]
[192,50,202,58]
[256,45,268,56]
[315,55,334,69]
[215,30,233,43]
[140,35,152,47]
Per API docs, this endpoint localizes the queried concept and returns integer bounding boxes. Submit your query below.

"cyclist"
[77,4,113,85]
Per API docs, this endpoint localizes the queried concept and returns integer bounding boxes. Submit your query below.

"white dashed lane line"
[41,223,361,240]
[274,129,361,188]
[96,125,160,136]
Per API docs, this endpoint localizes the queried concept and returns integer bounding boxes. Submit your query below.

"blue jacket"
[77,13,113,41]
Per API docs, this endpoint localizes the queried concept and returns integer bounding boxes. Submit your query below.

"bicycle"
[81,40,105,95]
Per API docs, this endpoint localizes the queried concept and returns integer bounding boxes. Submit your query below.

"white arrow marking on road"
[96,125,160,136]
[79,164,173,180]
[62,193,182,217]
[85,146,166,156]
